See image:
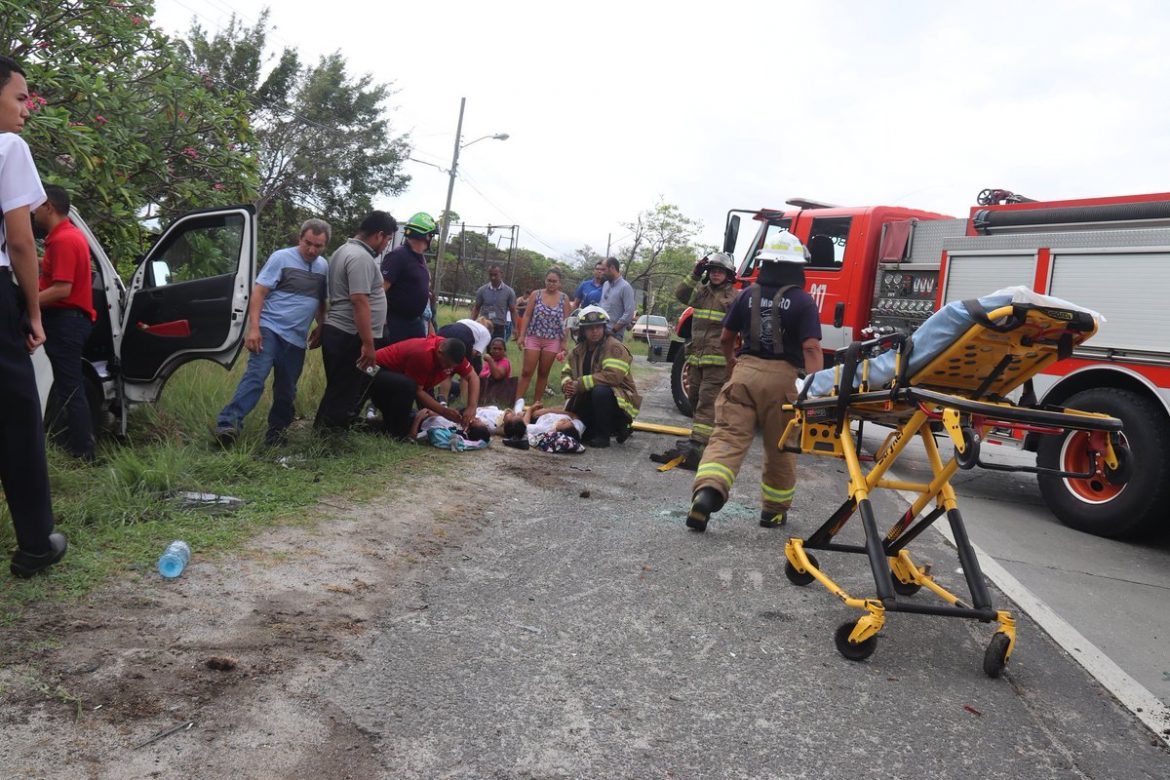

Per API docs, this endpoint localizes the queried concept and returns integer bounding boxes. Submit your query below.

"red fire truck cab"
[667,191,1170,539]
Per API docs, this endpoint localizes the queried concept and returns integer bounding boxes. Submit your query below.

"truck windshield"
[738,220,793,279]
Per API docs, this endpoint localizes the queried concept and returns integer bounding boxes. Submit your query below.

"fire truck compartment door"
[942,251,1037,305]
[1048,250,1170,354]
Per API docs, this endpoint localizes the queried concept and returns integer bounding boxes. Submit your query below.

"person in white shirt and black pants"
[0,55,67,578]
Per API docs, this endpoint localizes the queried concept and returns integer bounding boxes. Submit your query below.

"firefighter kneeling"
[687,231,823,531]
[651,251,738,470]
[562,306,642,448]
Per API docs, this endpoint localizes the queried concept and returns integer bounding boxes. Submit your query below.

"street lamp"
[433,97,508,299]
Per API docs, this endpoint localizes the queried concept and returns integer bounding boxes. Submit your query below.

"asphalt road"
[326,364,1169,778]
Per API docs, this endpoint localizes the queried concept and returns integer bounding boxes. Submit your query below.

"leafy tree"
[2,0,258,270]
[616,200,702,316]
[181,10,411,255]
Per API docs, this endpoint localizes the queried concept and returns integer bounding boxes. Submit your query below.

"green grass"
[0,347,446,623]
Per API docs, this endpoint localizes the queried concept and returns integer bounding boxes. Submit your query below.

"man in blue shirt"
[573,260,606,309]
[600,257,636,340]
[381,211,435,345]
[215,219,330,446]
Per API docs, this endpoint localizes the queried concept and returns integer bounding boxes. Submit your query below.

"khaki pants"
[685,361,727,446]
[692,355,799,513]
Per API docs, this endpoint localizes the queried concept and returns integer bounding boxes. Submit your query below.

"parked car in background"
[631,314,670,341]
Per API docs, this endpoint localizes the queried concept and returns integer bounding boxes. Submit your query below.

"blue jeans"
[217,328,306,438]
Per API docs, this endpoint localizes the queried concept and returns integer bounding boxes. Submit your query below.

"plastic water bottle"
[158,540,191,579]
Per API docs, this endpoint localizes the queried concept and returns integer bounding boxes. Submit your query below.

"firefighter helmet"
[403,211,438,240]
[755,230,809,264]
[702,251,737,279]
[571,305,609,341]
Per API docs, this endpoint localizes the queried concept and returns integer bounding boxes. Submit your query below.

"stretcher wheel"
[784,553,819,586]
[834,620,877,662]
[890,571,921,596]
[983,632,1011,678]
[955,426,980,470]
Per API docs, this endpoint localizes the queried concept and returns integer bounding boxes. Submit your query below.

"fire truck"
[667,190,1170,539]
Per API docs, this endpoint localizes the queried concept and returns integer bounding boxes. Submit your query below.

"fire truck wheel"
[670,348,694,417]
[1037,388,1170,539]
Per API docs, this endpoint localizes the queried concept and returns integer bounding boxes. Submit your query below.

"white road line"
[906,489,1170,748]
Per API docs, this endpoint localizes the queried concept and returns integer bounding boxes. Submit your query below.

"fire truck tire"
[1036,388,1170,538]
[670,348,694,417]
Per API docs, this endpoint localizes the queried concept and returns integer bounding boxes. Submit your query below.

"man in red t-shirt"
[369,336,480,438]
[34,184,96,461]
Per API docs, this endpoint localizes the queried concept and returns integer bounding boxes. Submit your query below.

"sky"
[150,0,1170,264]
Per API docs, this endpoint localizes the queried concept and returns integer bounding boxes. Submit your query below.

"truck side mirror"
[723,215,740,253]
[834,301,845,328]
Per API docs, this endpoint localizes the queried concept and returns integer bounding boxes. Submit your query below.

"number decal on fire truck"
[809,283,828,312]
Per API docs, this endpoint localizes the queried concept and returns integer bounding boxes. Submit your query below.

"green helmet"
[404,211,438,239]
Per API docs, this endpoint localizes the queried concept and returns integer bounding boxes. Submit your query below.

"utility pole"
[433,97,467,300]
[605,232,611,258]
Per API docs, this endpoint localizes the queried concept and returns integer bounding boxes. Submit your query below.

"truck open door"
[116,205,256,405]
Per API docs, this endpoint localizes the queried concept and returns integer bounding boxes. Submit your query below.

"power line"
[456,171,565,256]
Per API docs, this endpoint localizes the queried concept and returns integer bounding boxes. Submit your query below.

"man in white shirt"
[0,55,67,578]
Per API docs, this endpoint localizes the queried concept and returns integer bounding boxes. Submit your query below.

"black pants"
[568,384,624,440]
[383,315,426,346]
[0,274,55,554]
[314,324,376,430]
[42,309,94,459]
[367,370,418,438]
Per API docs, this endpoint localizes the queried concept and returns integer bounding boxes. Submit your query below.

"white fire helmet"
[754,230,810,264]
[569,304,609,341]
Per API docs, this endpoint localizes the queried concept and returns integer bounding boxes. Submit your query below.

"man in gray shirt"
[314,211,396,430]
[600,256,636,340]
[471,264,518,341]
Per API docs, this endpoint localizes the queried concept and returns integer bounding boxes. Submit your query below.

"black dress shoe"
[584,435,610,449]
[10,532,68,579]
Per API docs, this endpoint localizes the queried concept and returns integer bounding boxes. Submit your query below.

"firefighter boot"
[678,443,704,471]
[650,441,688,464]
[759,509,787,528]
[686,487,724,533]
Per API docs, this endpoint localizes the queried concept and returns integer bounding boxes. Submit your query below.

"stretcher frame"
[779,303,1124,676]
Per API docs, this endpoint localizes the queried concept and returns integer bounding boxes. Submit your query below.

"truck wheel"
[671,348,694,417]
[1036,388,1170,538]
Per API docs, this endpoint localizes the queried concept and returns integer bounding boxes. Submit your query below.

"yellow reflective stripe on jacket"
[696,462,736,486]
[601,357,630,374]
[616,396,639,419]
[581,374,595,391]
[761,483,795,503]
[692,308,725,322]
[686,354,727,367]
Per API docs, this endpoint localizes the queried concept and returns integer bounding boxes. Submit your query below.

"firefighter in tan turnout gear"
[561,306,642,448]
[651,251,739,470]
[687,231,823,532]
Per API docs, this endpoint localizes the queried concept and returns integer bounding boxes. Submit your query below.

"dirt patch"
[0,458,518,779]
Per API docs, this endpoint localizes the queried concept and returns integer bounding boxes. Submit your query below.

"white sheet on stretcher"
[802,286,1103,398]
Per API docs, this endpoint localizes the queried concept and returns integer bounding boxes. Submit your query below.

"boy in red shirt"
[34,184,96,461]
[370,336,480,438]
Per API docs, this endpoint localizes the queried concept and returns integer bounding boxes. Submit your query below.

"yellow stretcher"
[780,302,1124,676]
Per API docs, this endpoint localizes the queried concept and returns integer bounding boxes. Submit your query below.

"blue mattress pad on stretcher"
[802,287,1101,398]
